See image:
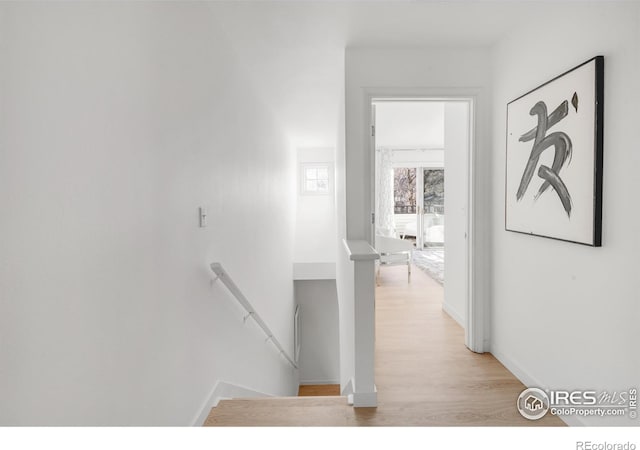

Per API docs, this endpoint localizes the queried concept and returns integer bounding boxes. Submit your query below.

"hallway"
[206,266,564,426]
[372,265,563,426]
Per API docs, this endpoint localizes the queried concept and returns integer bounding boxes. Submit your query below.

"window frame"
[300,162,333,196]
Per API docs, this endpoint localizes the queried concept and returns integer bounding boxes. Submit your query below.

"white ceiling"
[203,1,629,150]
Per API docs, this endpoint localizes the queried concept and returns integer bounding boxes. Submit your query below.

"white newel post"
[343,240,379,407]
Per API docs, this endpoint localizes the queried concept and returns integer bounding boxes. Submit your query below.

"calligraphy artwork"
[505,56,604,246]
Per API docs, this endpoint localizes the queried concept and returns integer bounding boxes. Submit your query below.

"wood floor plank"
[205,265,565,426]
[298,385,341,396]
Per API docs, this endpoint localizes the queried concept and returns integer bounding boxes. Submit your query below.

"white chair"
[375,235,414,283]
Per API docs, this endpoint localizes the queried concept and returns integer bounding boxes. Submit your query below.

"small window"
[301,163,332,195]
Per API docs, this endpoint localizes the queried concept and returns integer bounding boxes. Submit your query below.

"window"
[393,167,416,214]
[301,163,332,195]
[423,169,444,214]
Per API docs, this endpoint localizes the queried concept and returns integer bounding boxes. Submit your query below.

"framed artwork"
[505,56,604,246]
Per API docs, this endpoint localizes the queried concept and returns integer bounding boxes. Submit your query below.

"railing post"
[342,240,379,407]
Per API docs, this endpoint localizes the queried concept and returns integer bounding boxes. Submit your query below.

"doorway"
[372,99,471,344]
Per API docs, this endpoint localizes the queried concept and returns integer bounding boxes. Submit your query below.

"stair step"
[204,396,351,426]
[298,384,341,396]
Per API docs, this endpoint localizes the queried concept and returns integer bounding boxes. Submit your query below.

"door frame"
[366,88,487,353]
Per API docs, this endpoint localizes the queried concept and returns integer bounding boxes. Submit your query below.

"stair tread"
[204,396,353,426]
[298,384,341,396]
[215,395,346,408]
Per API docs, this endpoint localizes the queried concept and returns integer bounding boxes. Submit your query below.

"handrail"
[210,262,298,369]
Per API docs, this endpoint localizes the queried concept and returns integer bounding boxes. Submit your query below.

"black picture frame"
[505,56,604,247]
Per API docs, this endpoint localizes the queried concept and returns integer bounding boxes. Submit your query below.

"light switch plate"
[199,207,207,228]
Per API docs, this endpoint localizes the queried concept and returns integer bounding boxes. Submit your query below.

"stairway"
[203,267,566,427]
[204,384,351,426]
[203,395,354,427]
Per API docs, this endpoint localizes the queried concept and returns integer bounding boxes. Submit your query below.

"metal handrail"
[210,262,298,369]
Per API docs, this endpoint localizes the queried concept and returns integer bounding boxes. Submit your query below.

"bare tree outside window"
[394,168,416,214]
[423,169,444,214]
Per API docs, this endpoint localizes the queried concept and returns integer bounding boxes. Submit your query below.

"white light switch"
[199,207,207,228]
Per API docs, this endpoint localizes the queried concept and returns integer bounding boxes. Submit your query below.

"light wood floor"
[298,385,341,396]
[205,265,565,426]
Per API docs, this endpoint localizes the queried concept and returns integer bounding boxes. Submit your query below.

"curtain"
[375,149,396,237]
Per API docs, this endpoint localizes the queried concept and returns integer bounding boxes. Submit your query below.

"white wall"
[335,61,353,395]
[0,3,299,425]
[443,102,469,327]
[294,280,340,385]
[490,2,640,426]
[294,148,337,264]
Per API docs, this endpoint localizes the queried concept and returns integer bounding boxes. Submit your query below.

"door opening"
[372,98,473,350]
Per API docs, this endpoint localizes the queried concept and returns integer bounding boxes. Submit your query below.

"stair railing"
[210,262,298,369]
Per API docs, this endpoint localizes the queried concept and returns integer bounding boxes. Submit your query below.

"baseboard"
[442,302,464,328]
[341,377,376,407]
[353,385,377,407]
[299,379,340,385]
[341,377,354,397]
[490,347,577,427]
[192,380,272,426]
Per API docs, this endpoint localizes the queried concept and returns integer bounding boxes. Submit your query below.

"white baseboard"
[192,380,272,426]
[341,377,354,397]
[353,386,377,407]
[299,379,340,385]
[490,347,576,427]
[341,377,376,407]
[442,302,464,328]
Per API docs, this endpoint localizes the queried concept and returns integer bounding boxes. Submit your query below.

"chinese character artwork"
[516,98,574,217]
[505,56,603,246]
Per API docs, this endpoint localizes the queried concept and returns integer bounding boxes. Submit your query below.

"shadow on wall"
[294,280,340,386]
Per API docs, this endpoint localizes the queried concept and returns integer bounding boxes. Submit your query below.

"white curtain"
[375,149,396,237]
